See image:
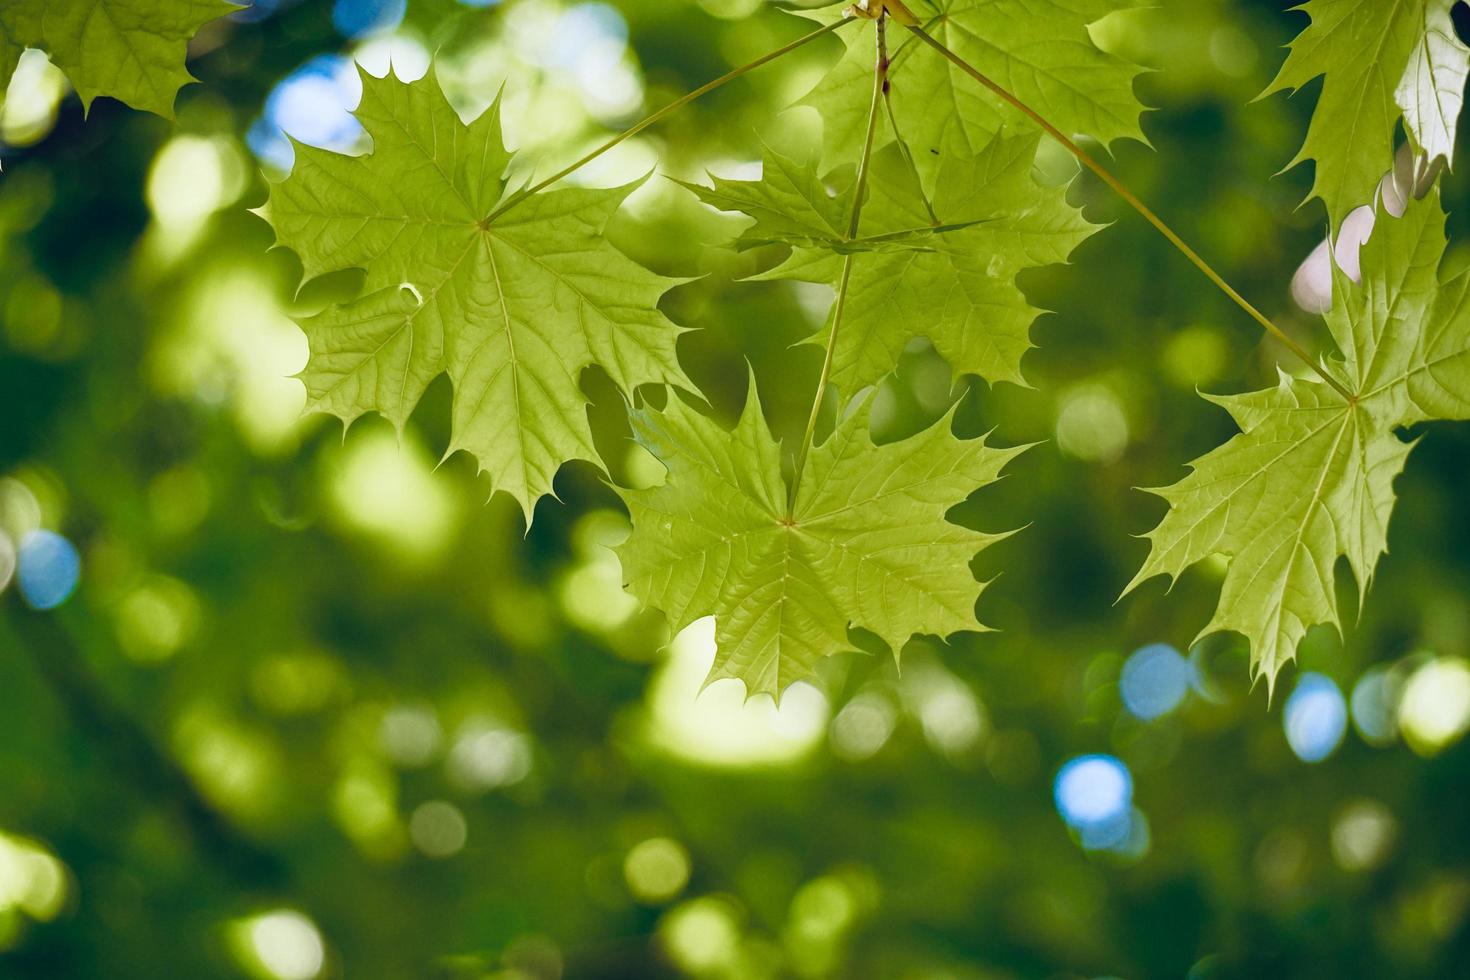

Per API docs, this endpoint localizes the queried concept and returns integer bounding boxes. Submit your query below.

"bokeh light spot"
[230,910,326,980]
[1054,754,1132,832]
[331,757,406,859]
[332,0,406,38]
[660,897,741,975]
[446,722,532,792]
[173,706,282,822]
[830,691,897,762]
[899,657,987,760]
[549,4,628,64]
[1349,665,1399,746]
[1120,643,1191,720]
[147,135,247,233]
[0,478,43,543]
[249,56,364,170]
[377,704,443,768]
[16,529,80,610]
[0,50,68,147]
[1398,657,1470,757]
[354,34,431,82]
[0,831,70,922]
[558,510,638,633]
[1331,799,1397,872]
[645,618,828,767]
[1106,807,1152,861]
[329,429,458,561]
[0,532,14,597]
[1055,382,1129,463]
[250,651,347,716]
[1283,672,1347,763]
[1161,325,1229,388]
[410,800,468,858]
[114,576,200,663]
[624,837,690,904]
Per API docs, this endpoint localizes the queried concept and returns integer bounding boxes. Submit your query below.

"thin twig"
[486,19,854,223]
[904,25,1356,402]
[787,18,890,516]
[881,74,939,225]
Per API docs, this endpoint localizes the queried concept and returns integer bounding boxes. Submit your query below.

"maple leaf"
[688,133,1096,391]
[1125,191,1470,691]
[797,0,1147,188]
[615,378,1022,698]
[259,69,691,521]
[1264,0,1470,228]
[0,0,234,119]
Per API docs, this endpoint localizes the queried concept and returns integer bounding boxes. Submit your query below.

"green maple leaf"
[797,0,1147,188]
[688,133,1095,391]
[0,0,234,118]
[1125,191,1470,690]
[259,69,691,521]
[1264,0,1470,227]
[680,146,859,251]
[615,379,1021,697]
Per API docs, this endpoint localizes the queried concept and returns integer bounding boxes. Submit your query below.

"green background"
[2,0,1469,977]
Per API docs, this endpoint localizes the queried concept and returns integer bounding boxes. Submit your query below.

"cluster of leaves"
[255,0,1141,697]
[1128,0,1470,690]
[1266,0,1470,227]
[16,0,1470,699]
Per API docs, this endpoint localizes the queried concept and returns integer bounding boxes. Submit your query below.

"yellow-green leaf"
[689,134,1096,391]
[1264,0,1469,227]
[1127,192,1470,690]
[616,380,1020,698]
[259,69,691,521]
[1,0,234,118]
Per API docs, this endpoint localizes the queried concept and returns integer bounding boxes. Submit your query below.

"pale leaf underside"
[1265,0,1470,227]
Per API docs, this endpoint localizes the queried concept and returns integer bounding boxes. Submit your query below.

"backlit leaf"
[259,69,691,521]
[616,379,1020,697]
[1127,192,1470,689]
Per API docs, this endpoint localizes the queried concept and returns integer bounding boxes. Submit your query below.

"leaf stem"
[486,18,853,224]
[788,17,890,516]
[881,73,939,225]
[904,25,1356,402]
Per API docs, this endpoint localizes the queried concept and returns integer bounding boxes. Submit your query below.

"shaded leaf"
[797,0,1147,189]
[689,134,1096,391]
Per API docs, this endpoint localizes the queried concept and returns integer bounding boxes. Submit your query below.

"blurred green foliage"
[2,0,1470,978]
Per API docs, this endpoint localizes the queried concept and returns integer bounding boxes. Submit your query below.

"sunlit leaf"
[0,0,234,118]
[1265,0,1470,227]
[259,69,691,520]
[616,378,1021,698]
[1127,192,1470,689]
